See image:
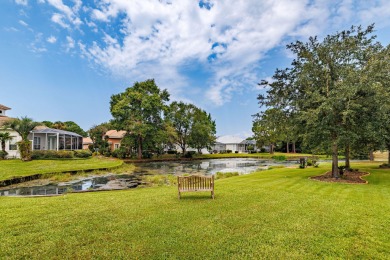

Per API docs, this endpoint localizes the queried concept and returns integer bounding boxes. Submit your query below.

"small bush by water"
[215,172,239,179]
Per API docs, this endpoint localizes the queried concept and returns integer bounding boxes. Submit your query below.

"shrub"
[226,150,232,153]
[74,150,92,158]
[184,151,196,158]
[260,148,266,153]
[272,155,287,161]
[112,148,127,159]
[142,151,153,159]
[235,151,239,154]
[167,150,177,154]
[31,150,74,159]
[338,165,346,175]
[216,172,239,179]
[102,150,111,157]
[0,150,8,159]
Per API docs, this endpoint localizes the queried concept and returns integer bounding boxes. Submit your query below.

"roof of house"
[0,104,11,110]
[0,116,12,127]
[105,130,126,138]
[31,127,82,137]
[216,135,245,144]
[83,137,93,144]
[240,139,256,145]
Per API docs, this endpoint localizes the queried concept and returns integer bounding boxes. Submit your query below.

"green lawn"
[0,157,123,181]
[1,162,389,259]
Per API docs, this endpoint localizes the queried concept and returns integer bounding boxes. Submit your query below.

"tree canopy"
[256,25,390,176]
[110,79,170,159]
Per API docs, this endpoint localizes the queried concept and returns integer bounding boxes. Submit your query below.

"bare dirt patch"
[310,170,369,184]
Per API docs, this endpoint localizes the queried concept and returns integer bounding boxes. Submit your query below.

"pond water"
[133,158,297,175]
[0,158,298,197]
[0,174,141,197]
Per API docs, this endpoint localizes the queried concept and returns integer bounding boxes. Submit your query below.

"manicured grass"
[1,162,389,258]
[0,157,123,181]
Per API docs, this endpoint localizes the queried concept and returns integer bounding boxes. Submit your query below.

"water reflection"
[134,158,296,175]
[0,174,140,197]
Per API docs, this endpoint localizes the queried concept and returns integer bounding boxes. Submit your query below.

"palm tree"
[4,117,39,161]
[0,132,12,159]
[0,132,12,152]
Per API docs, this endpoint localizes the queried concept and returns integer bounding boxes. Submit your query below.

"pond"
[0,158,298,196]
[132,158,297,175]
[0,174,141,197]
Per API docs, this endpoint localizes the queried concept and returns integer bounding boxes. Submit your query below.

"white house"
[0,104,21,158]
[0,104,83,158]
[211,135,269,153]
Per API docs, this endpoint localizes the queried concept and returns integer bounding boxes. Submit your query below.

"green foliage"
[4,117,39,141]
[142,151,153,159]
[272,155,286,161]
[0,150,8,159]
[111,147,128,159]
[31,150,75,159]
[17,140,33,161]
[143,174,177,186]
[257,24,389,177]
[110,79,169,159]
[215,172,239,179]
[226,150,232,153]
[88,122,112,153]
[74,150,92,158]
[0,132,12,152]
[3,117,39,161]
[42,121,87,137]
[252,108,286,154]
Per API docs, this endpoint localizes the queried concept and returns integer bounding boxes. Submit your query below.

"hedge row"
[31,150,92,159]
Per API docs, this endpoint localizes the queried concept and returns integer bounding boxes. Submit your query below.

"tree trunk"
[292,141,296,153]
[331,137,339,178]
[137,135,142,159]
[1,140,5,152]
[369,150,374,161]
[345,144,350,169]
[388,144,390,165]
[286,142,289,153]
[269,144,274,154]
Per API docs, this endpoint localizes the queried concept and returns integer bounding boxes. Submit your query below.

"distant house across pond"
[104,130,126,151]
[82,137,93,150]
[211,135,269,153]
[30,127,83,151]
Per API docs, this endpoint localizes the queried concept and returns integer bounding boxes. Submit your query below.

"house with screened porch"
[0,104,83,158]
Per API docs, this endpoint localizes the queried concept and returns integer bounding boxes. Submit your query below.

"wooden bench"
[177,175,215,199]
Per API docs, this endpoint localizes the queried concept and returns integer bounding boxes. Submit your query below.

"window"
[9,137,17,151]
[114,143,120,150]
[34,137,41,150]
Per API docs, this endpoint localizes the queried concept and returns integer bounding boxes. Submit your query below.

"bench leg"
[211,190,214,199]
[178,191,181,199]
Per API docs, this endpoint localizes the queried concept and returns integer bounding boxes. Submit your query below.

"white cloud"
[51,13,68,28]
[66,36,75,51]
[30,32,47,53]
[47,0,82,27]
[19,20,28,27]
[29,0,390,105]
[47,35,57,43]
[15,0,28,6]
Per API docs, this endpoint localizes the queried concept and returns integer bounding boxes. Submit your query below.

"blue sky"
[1,0,390,137]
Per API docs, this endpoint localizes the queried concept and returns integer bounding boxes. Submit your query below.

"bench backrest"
[177,175,214,191]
